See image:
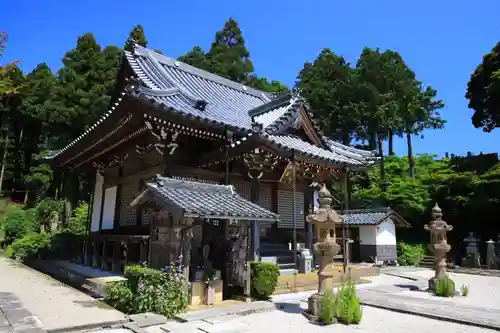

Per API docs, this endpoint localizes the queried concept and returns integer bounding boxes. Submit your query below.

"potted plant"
[203,261,217,305]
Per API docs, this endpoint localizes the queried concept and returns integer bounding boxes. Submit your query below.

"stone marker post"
[424,203,453,291]
[303,183,342,321]
[486,239,496,269]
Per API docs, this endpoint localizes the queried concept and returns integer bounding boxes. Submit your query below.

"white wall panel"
[101,186,117,230]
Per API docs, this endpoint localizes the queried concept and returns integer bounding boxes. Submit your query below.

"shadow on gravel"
[394,284,428,292]
[274,302,304,314]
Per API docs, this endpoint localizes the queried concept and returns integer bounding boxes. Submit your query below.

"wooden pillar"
[342,167,350,272]
[98,171,106,231]
[139,239,148,265]
[101,241,107,270]
[92,241,99,268]
[114,166,123,230]
[250,173,260,261]
[223,128,231,298]
[84,168,96,265]
[305,187,313,250]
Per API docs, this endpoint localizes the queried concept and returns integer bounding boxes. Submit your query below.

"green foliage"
[435,277,456,297]
[466,41,500,132]
[177,18,287,94]
[296,48,361,144]
[34,198,64,233]
[104,280,134,312]
[250,261,280,300]
[9,232,52,261]
[461,284,469,297]
[105,264,188,318]
[4,204,35,242]
[397,242,425,266]
[124,24,148,51]
[49,232,84,260]
[319,290,337,325]
[67,201,88,235]
[334,281,362,325]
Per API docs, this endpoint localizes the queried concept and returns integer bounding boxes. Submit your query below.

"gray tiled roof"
[47,44,377,167]
[263,134,375,167]
[144,175,279,221]
[341,208,410,227]
[126,45,270,131]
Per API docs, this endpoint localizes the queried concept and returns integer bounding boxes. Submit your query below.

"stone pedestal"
[304,292,323,321]
[424,204,452,292]
[302,183,342,321]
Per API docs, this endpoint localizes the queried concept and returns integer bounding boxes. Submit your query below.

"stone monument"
[303,183,342,320]
[462,232,480,268]
[424,203,453,291]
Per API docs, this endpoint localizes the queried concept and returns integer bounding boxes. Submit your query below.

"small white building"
[341,208,410,262]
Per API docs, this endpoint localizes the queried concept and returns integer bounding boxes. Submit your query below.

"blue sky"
[3,0,500,157]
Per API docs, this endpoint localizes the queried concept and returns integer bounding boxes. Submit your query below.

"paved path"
[0,258,127,332]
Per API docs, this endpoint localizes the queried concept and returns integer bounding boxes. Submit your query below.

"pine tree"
[205,18,254,83]
[50,33,119,147]
[124,24,148,51]
[178,46,208,70]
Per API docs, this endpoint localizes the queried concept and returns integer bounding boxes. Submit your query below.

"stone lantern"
[304,183,342,320]
[424,203,453,291]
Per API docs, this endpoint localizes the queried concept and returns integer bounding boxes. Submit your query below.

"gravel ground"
[238,302,497,333]
[0,258,127,331]
[394,269,500,310]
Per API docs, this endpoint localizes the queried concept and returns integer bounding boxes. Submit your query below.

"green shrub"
[250,261,280,299]
[4,206,35,243]
[105,280,134,313]
[319,290,337,325]
[49,232,84,260]
[105,262,188,318]
[34,198,64,233]
[67,202,88,235]
[435,277,455,297]
[397,242,425,266]
[461,284,469,297]
[334,281,362,325]
[9,233,52,261]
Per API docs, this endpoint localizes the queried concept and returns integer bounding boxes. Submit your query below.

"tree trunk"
[407,132,415,178]
[388,130,394,155]
[0,134,9,195]
[368,132,377,151]
[377,132,386,191]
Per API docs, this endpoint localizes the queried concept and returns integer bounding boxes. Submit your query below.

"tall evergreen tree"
[296,48,361,144]
[124,24,148,51]
[178,46,209,70]
[205,18,254,83]
[49,33,119,148]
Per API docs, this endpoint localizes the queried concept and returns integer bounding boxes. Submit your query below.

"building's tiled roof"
[341,208,410,227]
[327,140,378,164]
[47,44,377,167]
[126,45,271,131]
[139,175,280,221]
[264,135,376,167]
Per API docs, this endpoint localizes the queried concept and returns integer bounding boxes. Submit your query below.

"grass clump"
[460,284,469,297]
[318,280,362,325]
[435,277,455,297]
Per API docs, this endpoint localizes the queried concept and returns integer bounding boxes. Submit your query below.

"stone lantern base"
[303,292,324,321]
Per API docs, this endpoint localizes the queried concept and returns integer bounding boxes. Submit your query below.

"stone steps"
[260,242,298,276]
